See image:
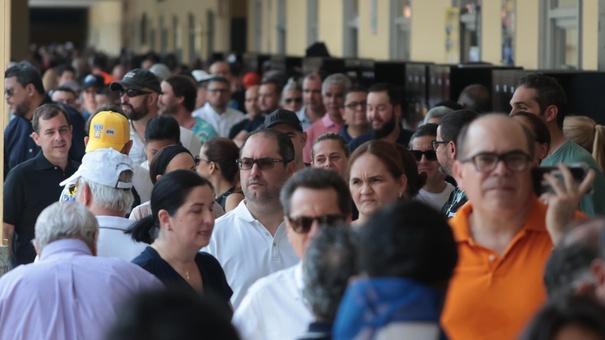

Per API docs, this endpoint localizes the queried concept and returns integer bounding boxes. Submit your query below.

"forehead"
[242,134,280,157]
[512,86,538,104]
[38,113,69,129]
[246,86,259,98]
[367,91,390,105]
[345,91,367,102]
[259,84,276,94]
[411,135,434,148]
[284,88,301,96]
[52,91,74,99]
[464,117,529,154]
[325,84,345,93]
[210,62,229,73]
[303,76,322,88]
[289,187,341,213]
[351,153,387,174]
[160,81,173,91]
[4,76,21,87]
[313,139,345,154]
[208,81,229,89]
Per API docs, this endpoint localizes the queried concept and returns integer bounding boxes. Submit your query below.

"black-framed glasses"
[411,150,437,161]
[431,140,449,151]
[344,101,367,110]
[4,88,14,97]
[285,97,303,104]
[119,88,154,98]
[461,151,532,172]
[287,214,346,234]
[236,157,289,170]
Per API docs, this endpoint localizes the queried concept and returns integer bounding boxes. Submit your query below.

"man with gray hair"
[232,168,352,339]
[303,73,351,163]
[60,148,147,261]
[299,225,358,340]
[0,202,162,340]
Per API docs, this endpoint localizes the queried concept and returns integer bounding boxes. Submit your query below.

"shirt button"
[488,255,496,261]
[28,148,33,153]
[272,242,276,247]
[265,232,270,237]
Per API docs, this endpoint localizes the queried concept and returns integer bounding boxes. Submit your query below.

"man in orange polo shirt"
[441,114,592,339]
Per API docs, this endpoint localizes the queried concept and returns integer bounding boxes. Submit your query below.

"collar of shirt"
[33,151,77,171]
[450,196,547,243]
[321,113,338,128]
[297,107,312,124]
[39,239,93,262]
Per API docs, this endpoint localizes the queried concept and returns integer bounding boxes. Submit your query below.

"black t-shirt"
[3,152,79,266]
[132,246,233,310]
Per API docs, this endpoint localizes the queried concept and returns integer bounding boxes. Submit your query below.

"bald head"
[457,114,535,161]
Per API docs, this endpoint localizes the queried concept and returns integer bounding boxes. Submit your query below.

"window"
[501,0,515,65]
[277,0,286,54]
[141,13,148,45]
[188,13,198,64]
[307,0,319,46]
[458,0,482,63]
[390,0,412,60]
[344,0,359,57]
[539,0,582,69]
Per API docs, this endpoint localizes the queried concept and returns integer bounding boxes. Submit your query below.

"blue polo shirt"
[3,151,79,267]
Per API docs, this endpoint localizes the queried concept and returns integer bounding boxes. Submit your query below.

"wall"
[285,0,307,56]
[318,0,344,57]
[410,0,450,63]
[357,0,389,60]
[481,0,501,64]
[583,0,598,70]
[515,0,540,69]
[88,0,122,56]
[1,0,11,241]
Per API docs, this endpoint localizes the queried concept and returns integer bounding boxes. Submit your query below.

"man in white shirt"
[109,68,201,164]
[192,77,244,137]
[232,168,352,339]
[60,148,147,261]
[203,129,298,310]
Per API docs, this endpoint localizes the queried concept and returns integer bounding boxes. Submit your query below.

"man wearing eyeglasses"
[433,109,479,218]
[192,77,244,138]
[109,69,202,165]
[204,129,298,310]
[233,168,351,340]
[339,85,370,144]
[441,114,591,340]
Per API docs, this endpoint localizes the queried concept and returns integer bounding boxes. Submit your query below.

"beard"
[373,114,397,139]
[14,101,31,118]
[160,102,178,116]
[123,101,149,121]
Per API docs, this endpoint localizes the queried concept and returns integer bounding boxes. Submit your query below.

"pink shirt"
[303,114,343,163]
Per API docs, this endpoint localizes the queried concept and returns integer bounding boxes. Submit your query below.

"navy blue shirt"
[348,126,414,153]
[228,114,266,139]
[3,151,79,267]
[3,95,86,178]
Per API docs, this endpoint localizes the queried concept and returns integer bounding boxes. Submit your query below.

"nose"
[360,181,373,194]
[493,158,511,175]
[307,220,321,239]
[250,163,262,177]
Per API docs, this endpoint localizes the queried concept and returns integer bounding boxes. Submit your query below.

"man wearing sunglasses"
[233,168,352,340]
[204,129,298,310]
[109,69,202,165]
[441,114,591,340]
[4,62,86,178]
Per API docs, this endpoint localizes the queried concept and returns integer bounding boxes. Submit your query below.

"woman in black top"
[130,170,233,311]
[196,137,244,212]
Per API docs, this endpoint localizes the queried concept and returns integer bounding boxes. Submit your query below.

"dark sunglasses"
[411,150,437,161]
[285,97,303,104]
[236,157,289,170]
[287,214,346,234]
[120,88,154,98]
[4,88,14,97]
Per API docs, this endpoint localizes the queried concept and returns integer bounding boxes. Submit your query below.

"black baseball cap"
[109,68,161,93]
[264,109,303,132]
[82,74,105,94]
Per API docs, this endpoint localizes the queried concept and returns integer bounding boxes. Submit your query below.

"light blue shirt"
[0,239,162,340]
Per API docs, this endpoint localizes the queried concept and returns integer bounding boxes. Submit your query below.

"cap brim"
[109,81,143,92]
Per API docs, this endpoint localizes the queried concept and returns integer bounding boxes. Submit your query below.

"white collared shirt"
[203,200,298,310]
[129,121,202,164]
[232,262,313,340]
[96,215,148,261]
[192,102,245,138]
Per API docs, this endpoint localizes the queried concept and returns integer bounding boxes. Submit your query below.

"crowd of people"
[2,45,605,339]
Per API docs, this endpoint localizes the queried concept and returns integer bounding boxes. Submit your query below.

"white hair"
[322,73,351,95]
[35,202,98,252]
[77,171,134,216]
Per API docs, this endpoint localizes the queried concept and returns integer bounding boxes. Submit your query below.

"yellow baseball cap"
[86,111,130,153]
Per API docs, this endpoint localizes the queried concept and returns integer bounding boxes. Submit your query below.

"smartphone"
[532,163,591,196]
